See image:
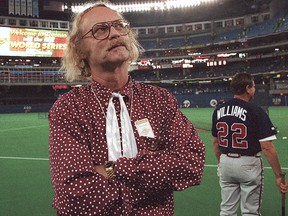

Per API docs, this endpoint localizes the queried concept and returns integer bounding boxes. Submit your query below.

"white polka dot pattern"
[49,79,205,215]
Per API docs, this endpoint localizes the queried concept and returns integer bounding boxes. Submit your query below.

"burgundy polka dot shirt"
[49,79,205,215]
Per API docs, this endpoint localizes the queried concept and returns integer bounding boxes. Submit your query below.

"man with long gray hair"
[48,1,205,215]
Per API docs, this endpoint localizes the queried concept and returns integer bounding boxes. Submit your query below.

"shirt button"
[148,143,158,151]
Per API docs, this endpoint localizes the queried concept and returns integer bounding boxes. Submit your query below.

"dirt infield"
[196,128,210,132]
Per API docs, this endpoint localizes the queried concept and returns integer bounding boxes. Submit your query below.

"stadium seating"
[0,1,288,111]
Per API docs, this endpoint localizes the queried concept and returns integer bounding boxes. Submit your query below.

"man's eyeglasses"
[79,19,130,41]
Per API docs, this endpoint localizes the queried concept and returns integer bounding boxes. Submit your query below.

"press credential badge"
[135,118,155,138]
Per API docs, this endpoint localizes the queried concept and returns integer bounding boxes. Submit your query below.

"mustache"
[107,41,129,51]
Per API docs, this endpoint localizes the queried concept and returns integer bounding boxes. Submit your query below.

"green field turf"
[0,107,287,215]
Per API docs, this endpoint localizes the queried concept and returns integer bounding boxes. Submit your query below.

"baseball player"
[212,73,288,215]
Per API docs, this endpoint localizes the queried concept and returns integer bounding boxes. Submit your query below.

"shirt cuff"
[259,135,277,142]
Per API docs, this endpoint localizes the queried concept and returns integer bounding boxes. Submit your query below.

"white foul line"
[0,156,287,170]
[203,164,288,170]
[0,124,48,132]
[0,156,48,161]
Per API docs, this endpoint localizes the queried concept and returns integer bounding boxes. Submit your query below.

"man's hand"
[281,180,288,193]
[276,176,288,193]
[94,165,108,178]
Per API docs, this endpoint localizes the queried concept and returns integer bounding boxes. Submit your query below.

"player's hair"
[230,73,254,95]
[61,0,140,82]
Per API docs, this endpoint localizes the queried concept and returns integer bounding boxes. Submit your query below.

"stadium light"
[71,0,220,13]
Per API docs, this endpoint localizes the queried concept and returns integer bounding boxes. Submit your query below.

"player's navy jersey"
[212,98,277,155]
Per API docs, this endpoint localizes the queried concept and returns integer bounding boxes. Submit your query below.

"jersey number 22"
[216,122,248,149]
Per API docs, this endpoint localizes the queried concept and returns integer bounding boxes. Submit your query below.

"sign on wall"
[0,26,68,57]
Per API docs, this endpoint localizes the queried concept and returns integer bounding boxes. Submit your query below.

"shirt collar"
[91,76,133,100]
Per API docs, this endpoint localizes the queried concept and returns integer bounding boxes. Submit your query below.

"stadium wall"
[174,93,288,108]
[0,103,52,113]
[1,92,286,114]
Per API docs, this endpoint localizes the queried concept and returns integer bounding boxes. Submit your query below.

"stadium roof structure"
[44,0,274,26]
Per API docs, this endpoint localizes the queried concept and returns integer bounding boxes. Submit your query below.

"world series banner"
[0,26,68,57]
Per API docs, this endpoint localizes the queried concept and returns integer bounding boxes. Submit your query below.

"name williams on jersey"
[217,105,247,121]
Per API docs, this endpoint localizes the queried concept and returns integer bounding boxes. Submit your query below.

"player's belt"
[226,152,261,158]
